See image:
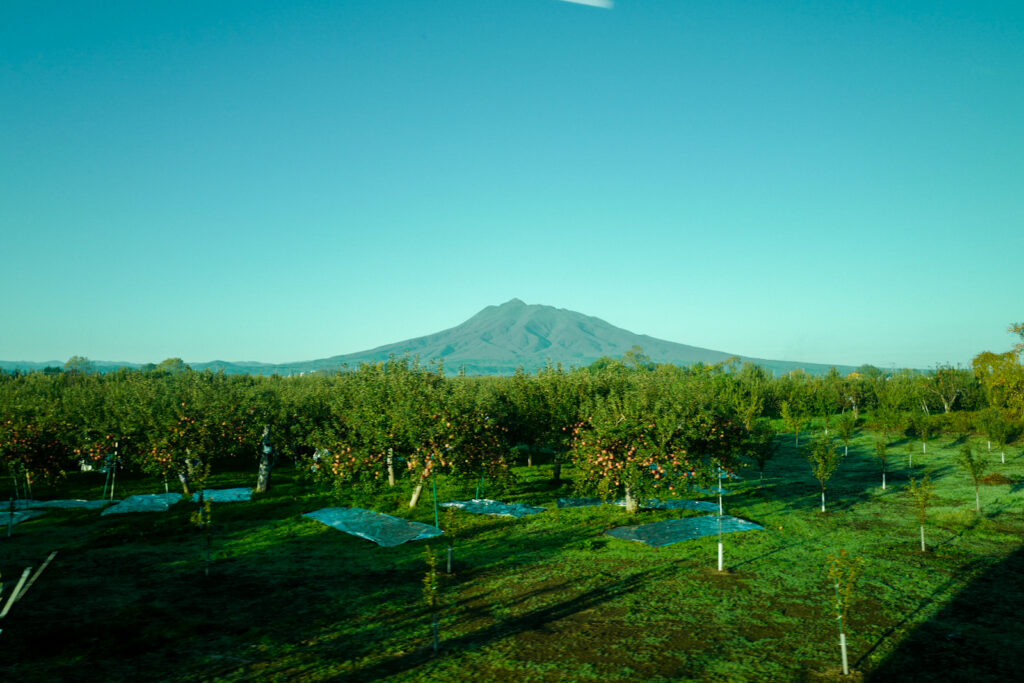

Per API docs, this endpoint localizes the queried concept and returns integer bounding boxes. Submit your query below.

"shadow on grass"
[866,545,1024,682]
[347,567,666,681]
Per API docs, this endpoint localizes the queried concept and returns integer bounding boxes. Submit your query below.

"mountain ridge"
[1,299,858,376]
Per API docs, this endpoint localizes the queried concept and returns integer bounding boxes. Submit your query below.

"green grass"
[2,430,1022,682]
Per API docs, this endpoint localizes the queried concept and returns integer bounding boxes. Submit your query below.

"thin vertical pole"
[432,472,439,528]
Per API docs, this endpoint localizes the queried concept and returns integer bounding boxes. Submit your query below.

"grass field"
[2,428,1022,682]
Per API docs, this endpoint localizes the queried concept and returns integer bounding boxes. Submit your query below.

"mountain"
[1,299,857,376]
[263,298,854,376]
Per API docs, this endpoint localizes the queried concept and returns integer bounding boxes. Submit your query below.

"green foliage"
[835,411,857,448]
[956,443,988,512]
[744,419,778,482]
[827,549,863,629]
[807,434,843,500]
[3,435,1024,680]
[907,474,934,526]
[956,444,987,482]
[422,545,441,611]
[780,400,809,445]
[568,372,746,508]
[873,439,889,473]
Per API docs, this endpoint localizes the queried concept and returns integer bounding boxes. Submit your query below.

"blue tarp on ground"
[13,499,111,510]
[101,493,183,515]
[605,514,764,547]
[557,497,718,512]
[440,499,546,518]
[304,507,444,547]
[189,488,253,503]
[6,510,46,526]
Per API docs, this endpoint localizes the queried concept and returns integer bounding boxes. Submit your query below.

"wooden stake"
[17,551,58,602]
[0,567,31,619]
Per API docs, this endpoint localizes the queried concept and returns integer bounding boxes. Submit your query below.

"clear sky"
[2,0,1022,369]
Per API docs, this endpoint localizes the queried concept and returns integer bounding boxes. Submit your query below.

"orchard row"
[2,335,1023,508]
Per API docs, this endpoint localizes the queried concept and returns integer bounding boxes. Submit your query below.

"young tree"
[780,400,809,447]
[913,413,932,454]
[807,435,844,513]
[835,412,857,457]
[744,419,779,487]
[828,549,863,676]
[956,444,988,513]
[422,545,442,652]
[993,419,1011,464]
[873,439,890,490]
[907,475,935,552]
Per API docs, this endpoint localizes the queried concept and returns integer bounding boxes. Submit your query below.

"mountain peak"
[502,298,526,307]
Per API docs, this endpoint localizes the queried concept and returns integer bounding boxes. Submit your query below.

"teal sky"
[3,0,1022,369]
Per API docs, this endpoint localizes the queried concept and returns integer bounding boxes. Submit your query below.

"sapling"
[908,475,935,552]
[781,401,809,447]
[992,418,1011,465]
[835,412,856,457]
[956,444,988,513]
[873,439,889,490]
[905,433,915,469]
[914,413,932,454]
[442,506,463,575]
[422,545,442,652]
[807,435,844,513]
[745,419,778,488]
[827,549,863,676]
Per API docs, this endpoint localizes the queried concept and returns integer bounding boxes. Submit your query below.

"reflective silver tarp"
[557,497,718,512]
[101,493,183,515]
[6,510,46,526]
[188,488,252,503]
[13,499,111,510]
[304,507,444,547]
[440,499,546,518]
[605,514,764,547]
[643,498,719,512]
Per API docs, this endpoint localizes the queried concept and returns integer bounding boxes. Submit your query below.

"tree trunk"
[447,545,453,574]
[840,631,849,676]
[821,489,826,513]
[179,471,192,497]
[409,482,425,508]
[551,461,562,485]
[387,448,396,487]
[882,471,886,490]
[920,524,926,552]
[255,425,276,494]
[624,485,639,514]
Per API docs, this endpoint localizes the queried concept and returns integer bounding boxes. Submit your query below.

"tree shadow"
[866,545,1024,681]
[347,567,666,681]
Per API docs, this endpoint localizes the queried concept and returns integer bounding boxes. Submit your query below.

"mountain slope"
[301,299,852,376]
[2,300,856,376]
